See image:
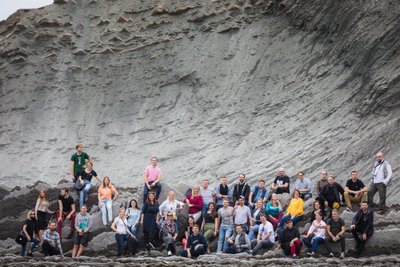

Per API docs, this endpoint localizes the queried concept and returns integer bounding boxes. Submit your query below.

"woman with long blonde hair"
[35,189,54,244]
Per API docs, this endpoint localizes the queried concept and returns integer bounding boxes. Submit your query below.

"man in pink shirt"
[143,157,162,203]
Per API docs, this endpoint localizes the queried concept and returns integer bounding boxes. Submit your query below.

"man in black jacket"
[350,201,374,258]
[319,175,345,211]
[180,225,208,258]
[233,173,251,206]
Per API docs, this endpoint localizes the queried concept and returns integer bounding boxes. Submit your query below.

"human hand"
[362,233,367,240]
[66,214,71,220]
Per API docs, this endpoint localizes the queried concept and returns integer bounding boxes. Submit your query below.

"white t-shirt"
[113,217,128,234]
[258,221,275,243]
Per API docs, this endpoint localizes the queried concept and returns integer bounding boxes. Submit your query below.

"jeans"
[217,225,233,253]
[302,236,324,253]
[79,180,92,207]
[251,239,274,254]
[143,182,162,203]
[325,236,346,253]
[129,225,139,239]
[115,233,129,256]
[224,246,248,254]
[19,237,39,256]
[100,199,113,225]
[202,204,209,215]
[248,224,260,241]
[56,211,76,237]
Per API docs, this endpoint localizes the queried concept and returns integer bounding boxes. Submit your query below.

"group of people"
[17,145,392,260]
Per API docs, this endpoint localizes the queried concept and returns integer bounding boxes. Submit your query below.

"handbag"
[15,232,27,245]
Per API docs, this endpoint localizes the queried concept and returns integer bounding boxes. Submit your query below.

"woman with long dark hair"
[201,202,218,252]
[140,191,159,251]
[126,199,141,239]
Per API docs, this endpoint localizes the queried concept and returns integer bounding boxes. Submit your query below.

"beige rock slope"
[0,0,399,207]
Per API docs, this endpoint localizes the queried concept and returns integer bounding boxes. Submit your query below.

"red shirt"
[185,194,203,214]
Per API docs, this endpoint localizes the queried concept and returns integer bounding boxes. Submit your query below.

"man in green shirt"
[71,144,91,182]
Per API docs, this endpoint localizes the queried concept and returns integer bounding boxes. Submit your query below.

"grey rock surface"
[0,0,399,202]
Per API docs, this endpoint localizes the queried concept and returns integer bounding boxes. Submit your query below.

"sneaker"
[329,252,334,257]
[167,250,172,256]
[148,242,156,250]
[306,252,312,256]
[311,252,319,258]
[247,250,253,255]
[345,207,353,212]
[26,252,33,257]
[340,252,345,259]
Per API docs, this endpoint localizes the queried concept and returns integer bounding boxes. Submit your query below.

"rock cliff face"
[0,0,399,202]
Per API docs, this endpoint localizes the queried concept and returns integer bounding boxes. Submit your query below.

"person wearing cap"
[280,219,301,258]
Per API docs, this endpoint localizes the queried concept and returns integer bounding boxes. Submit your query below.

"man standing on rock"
[270,168,290,196]
[200,179,216,215]
[344,170,368,212]
[232,173,251,206]
[71,144,91,182]
[368,152,392,214]
[143,156,162,203]
[72,205,93,258]
[350,201,374,258]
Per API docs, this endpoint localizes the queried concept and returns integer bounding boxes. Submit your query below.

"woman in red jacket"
[184,185,203,223]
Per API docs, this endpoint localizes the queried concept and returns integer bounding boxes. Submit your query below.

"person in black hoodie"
[350,201,374,258]
[280,219,301,258]
[233,173,251,206]
[180,224,208,258]
[319,175,345,213]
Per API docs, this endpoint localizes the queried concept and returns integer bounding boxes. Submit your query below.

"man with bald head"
[270,168,290,195]
[368,152,392,213]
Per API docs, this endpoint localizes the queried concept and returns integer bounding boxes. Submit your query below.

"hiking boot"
[345,207,353,212]
[167,250,172,256]
[340,252,345,259]
[329,252,334,257]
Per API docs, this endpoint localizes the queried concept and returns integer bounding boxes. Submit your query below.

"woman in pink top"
[98,176,119,226]
[184,185,203,223]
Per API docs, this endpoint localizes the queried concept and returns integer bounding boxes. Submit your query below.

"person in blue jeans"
[20,210,39,256]
[111,208,137,257]
[77,162,101,207]
[217,198,234,253]
[126,199,141,239]
[301,211,326,257]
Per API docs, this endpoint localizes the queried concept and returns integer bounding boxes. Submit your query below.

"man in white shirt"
[368,151,392,213]
[248,214,274,255]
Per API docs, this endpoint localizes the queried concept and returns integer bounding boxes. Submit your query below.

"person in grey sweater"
[72,205,93,258]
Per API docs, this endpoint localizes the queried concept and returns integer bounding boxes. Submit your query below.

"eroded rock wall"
[0,0,399,207]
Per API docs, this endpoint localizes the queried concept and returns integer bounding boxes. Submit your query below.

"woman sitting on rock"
[248,199,265,241]
[265,193,283,229]
[200,202,218,252]
[111,207,137,257]
[310,200,326,223]
[19,210,39,257]
[159,191,184,219]
[77,162,102,208]
[126,199,141,239]
[141,191,160,251]
[301,211,326,257]
[184,185,203,223]
[35,189,54,244]
[160,212,178,256]
[98,176,119,227]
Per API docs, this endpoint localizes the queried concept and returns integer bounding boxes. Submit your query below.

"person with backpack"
[368,152,392,214]
[248,180,268,209]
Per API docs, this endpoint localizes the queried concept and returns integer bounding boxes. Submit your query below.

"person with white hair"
[270,168,290,195]
[368,152,392,213]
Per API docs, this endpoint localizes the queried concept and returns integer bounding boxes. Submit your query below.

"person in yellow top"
[277,190,304,237]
